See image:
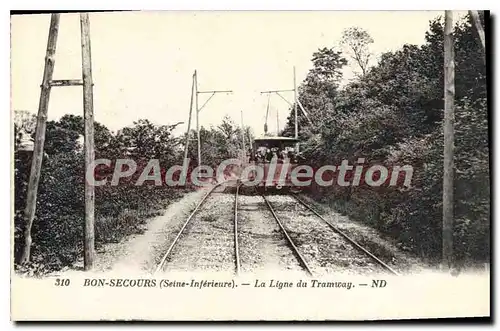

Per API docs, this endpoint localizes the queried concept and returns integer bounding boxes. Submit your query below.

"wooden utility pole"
[195,71,201,166]
[276,105,280,134]
[20,13,97,270]
[240,110,246,152]
[264,94,271,134]
[469,10,486,62]
[240,110,246,161]
[80,13,96,271]
[293,66,299,153]
[20,14,60,265]
[293,66,298,139]
[183,71,196,162]
[442,10,455,271]
[194,72,233,166]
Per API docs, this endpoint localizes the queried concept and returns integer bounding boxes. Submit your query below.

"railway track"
[292,194,399,275]
[233,183,242,275]
[268,193,400,276]
[155,181,399,276]
[260,194,314,276]
[154,182,222,273]
[155,180,243,274]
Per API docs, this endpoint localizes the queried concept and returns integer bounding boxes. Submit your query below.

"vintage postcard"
[11,10,490,321]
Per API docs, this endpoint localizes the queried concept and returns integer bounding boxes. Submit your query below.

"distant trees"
[185,115,254,168]
[14,110,36,134]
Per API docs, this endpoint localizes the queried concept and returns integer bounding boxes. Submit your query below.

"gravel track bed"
[295,194,425,274]
[82,185,421,276]
[265,194,384,276]
[161,192,236,273]
[237,195,304,274]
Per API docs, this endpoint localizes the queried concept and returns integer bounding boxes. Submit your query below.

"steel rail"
[261,194,313,276]
[154,183,222,273]
[292,194,400,276]
[234,182,243,275]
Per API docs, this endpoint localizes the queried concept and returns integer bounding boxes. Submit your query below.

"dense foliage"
[14,113,249,273]
[184,115,253,169]
[283,14,489,266]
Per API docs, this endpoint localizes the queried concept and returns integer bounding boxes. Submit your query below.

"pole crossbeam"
[49,79,84,87]
[260,89,294,94]
[198,90,233,94]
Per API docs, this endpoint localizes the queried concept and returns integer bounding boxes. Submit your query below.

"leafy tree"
[282,47,347,138]
[183,115,253,169]
[340,27,374,77]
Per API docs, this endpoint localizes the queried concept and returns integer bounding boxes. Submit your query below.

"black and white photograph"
[10,10,490,321]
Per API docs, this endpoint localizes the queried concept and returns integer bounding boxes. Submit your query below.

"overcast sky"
[11,11,467,136]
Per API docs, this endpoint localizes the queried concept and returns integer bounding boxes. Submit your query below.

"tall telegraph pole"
[193,71,232,166]
[80,13,96,270]
[293,66,298,151]
[183,71,196,162]
[293,66,298,138]
[195,71,201,167]
[442,10,455,271]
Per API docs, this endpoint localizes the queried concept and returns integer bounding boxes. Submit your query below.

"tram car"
[248,136,302,191]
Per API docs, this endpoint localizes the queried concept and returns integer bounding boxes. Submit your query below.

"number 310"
[54,278,70,286]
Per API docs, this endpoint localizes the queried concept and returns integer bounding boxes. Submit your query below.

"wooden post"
[20,13,60,265]
[240,110,246,161]
[293,66,299,152]
[264,94,270,134]
[276,104,280,134]
[195,71,201,166]
[80,13,96,271]
[469,10,486,62]
[293,66,298,139]
[442,10,455,271]
[183,72,196,162]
